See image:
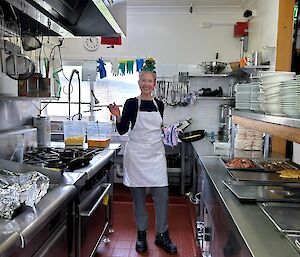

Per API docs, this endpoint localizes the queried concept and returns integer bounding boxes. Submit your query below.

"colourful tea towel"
[97,58,107,79]
[136,58,144,72]
[127,60,134,74]
[163,124,181,147]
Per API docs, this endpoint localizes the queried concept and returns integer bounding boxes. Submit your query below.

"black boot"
[155,230,177,254]
[136,230,147,253]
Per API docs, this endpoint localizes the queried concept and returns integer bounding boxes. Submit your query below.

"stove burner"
[23,147,103,171]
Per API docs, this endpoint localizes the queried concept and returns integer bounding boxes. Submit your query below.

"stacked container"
[63,121,86,146]
[86,121,112,148]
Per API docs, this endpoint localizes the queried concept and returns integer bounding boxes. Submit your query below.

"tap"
[68,69,82,120]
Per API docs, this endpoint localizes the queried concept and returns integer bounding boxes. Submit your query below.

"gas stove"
[23,147,104,171]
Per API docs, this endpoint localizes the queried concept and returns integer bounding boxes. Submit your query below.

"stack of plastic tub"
[63,121,86,146]
[87,121,112,148]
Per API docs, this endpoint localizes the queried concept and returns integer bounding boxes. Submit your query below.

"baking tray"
[228,169,300,183]
[223,180,300,203]
[258,202,300,234]
[220,157,264,171]
[254,159,300,172]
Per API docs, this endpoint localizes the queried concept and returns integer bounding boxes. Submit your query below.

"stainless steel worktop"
[0,143,120,257]
[193,152,300,257]
[51,142,120,180]
[0,159,77,257]
[191,137,230,157]
[0,185,76,257]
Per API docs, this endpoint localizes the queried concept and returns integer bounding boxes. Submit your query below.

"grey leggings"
[130,186,169,233]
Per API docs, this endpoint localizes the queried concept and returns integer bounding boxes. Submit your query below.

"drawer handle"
[80,183,111,217]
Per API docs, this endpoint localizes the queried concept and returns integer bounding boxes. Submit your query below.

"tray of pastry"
[220,157,264,171]
[255,159,300,172]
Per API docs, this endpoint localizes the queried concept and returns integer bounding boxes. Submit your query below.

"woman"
[108,67,177,254]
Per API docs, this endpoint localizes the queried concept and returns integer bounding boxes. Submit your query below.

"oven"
[0,159,77,257]
[75,161,113,257]
[10,206,70,257]
[22,146,115,257]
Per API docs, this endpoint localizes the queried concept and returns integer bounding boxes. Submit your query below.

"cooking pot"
[179,130,206,142]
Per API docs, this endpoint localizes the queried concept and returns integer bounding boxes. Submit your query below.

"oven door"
[77,183,111,257]
[32,220,68,257]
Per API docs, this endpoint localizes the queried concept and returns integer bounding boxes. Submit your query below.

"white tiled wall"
[164,98,231,134]
[163,76,235,134]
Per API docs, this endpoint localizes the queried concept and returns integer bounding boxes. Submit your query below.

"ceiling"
[126,0,248,7]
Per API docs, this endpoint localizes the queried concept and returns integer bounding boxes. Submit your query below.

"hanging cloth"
[51,57,63,97]
[127,60,134,74]
[111,58,118,76]
[97,58,107,79]
[118,60,126,76]
[136,58,144,72]
[162,124,181,147]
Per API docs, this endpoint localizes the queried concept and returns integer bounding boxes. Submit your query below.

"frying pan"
[65,156,92,170]
[179,130,206,143]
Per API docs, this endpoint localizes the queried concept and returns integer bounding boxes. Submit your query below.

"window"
[42,62,141,121]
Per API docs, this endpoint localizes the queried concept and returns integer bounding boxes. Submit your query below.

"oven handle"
[80,183,111,217]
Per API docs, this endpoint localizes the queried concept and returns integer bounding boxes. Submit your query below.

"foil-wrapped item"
[0,169,50,219]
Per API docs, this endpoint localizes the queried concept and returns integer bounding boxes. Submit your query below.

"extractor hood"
[2,0,126,37]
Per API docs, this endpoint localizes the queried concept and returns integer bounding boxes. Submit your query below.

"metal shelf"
[196,96,235,100]
[232,110,300,129]
[232,110,300,144]
[0,96,59,101]
[189,72,229,77]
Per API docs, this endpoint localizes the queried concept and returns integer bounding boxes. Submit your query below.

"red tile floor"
[96,185,202,257]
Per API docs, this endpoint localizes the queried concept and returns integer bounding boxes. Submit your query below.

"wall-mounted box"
[234,22,248,37]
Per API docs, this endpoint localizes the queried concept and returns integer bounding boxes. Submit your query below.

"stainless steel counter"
[0,232,21,257]
[196,155,299,257]
[191,137,230,157]
[0,143,120,257]
[0,185,76,256]
[51,142,121,180]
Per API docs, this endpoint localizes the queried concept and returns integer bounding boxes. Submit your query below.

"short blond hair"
[139,70,157,81]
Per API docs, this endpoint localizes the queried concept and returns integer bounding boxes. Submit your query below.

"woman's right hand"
[107,102,121,117]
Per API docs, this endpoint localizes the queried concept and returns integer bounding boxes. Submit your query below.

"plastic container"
[63,121,86,146]
[87,121,112,148]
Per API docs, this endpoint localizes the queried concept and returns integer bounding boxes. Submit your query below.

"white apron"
[123,96,168,187]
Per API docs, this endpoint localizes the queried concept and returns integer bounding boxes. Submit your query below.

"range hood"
[2,0,126,37]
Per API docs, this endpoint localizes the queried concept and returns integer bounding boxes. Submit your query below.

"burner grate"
[23,147,103,171]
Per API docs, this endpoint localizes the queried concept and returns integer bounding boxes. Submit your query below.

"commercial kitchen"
[1,0,300,257]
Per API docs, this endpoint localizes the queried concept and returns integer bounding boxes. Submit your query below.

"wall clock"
[83,37,100,51]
